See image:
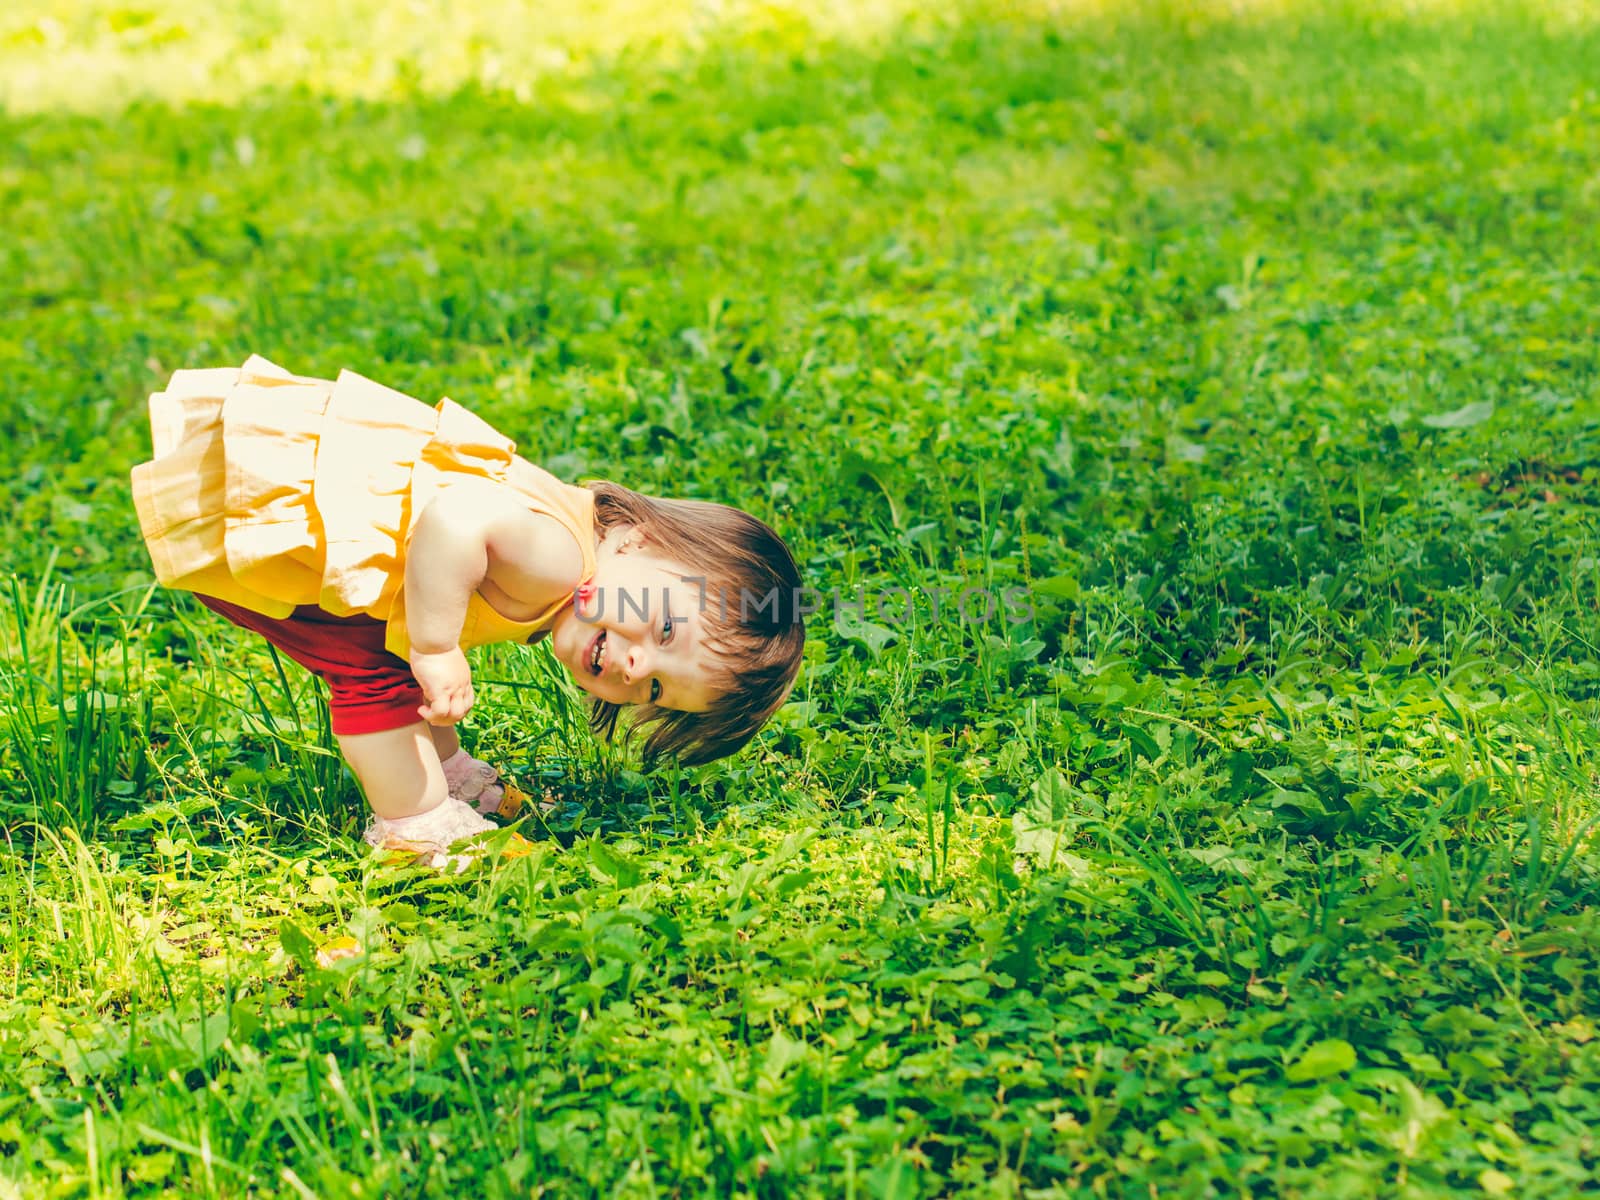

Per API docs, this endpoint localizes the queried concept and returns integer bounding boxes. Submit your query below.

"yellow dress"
[131,355,597,659]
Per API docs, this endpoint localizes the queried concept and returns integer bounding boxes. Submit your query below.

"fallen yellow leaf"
[498,832,536,860]
[315,936,361,968]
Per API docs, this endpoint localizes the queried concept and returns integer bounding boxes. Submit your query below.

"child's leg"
[339,723,449,820]
[194,597,496,850]
[427,723,509,815]
[343,722,496,868]
[428,724,461,761]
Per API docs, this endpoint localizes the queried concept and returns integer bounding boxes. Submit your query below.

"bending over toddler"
[132,356,805,868]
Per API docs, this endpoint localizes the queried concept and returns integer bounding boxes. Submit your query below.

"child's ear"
[603,523,641,554]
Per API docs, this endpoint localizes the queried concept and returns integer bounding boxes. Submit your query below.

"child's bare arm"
[404,480,584,721]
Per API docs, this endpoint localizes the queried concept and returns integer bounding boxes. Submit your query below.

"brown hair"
[583,480,806,769]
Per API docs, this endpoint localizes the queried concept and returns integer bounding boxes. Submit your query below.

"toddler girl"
[131,356,805,868]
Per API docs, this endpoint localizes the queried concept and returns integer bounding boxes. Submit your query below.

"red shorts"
[197,596,424,736]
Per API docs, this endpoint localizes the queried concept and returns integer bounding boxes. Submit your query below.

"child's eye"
[649,679,662,703]
[660,613,675,643]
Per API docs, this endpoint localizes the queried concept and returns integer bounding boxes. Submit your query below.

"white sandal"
[362,797,498,873]
[440,750,554,821]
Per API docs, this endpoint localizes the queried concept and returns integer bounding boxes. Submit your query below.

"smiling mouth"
[586,631,607,677]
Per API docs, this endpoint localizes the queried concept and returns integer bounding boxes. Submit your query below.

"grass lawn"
[3,0,1600,1195]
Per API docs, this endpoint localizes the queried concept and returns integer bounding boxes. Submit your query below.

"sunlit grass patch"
[0,0,1018,113]
[8,0,1594,115]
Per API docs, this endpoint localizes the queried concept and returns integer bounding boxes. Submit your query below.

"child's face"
[548,526,722,713]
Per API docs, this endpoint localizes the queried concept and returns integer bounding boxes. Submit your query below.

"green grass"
[3,0,1600,1195]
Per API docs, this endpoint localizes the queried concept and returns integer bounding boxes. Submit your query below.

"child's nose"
[623,642,648,683]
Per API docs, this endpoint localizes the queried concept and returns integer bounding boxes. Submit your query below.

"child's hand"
[410,646,475,724]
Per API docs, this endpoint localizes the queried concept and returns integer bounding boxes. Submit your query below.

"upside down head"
[545,481,806,768]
